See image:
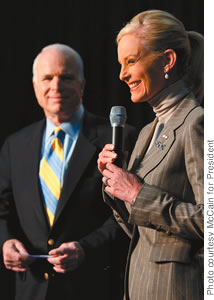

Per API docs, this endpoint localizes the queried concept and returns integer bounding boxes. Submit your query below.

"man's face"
[33,49,85,124]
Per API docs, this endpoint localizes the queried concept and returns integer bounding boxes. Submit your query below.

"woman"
[97,10,204,300]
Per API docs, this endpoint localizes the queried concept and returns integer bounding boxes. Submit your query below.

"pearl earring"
[164,72,169,80]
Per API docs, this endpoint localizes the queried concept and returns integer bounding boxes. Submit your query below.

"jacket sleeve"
[0,139,16,249]
[129,111,204,242]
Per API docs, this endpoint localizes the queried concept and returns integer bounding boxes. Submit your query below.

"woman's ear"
[163,49,177,73]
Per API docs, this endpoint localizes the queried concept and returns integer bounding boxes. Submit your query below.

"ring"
[104,177,110,186]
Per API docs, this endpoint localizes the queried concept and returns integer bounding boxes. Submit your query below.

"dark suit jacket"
[0,110,137,300]
[104,94,204,300]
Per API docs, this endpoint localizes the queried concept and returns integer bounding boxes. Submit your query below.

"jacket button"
[44,273,49,280]
[48,239,55,246]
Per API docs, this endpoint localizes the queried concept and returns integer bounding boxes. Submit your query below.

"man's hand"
[2,239,34,272]
[48,241,85,273]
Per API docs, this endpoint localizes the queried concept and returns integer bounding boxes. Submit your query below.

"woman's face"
[117,34,167,103]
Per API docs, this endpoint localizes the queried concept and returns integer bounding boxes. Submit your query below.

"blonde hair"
[117,10,204,103]
[183,31,204,104]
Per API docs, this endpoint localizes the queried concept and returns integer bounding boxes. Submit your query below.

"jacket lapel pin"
[154,140,166,150]
[162,134,169,140]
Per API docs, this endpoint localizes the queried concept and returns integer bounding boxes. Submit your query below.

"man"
[0,44,137,300]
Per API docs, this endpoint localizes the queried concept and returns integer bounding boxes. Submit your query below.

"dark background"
[0,1,204,298]
[0,0,204,147]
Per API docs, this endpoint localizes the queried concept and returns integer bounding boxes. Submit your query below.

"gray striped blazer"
[105,93,204,300]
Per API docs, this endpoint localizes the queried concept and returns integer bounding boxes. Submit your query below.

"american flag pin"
[162,134,168,140]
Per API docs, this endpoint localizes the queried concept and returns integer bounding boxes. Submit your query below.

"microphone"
[109,106,130,222]
[109,106,127,167]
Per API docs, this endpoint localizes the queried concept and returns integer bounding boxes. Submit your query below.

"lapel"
[53,113,97,225]
[23,120,51,232]
[129,95,199,180]
[128,119,157,172]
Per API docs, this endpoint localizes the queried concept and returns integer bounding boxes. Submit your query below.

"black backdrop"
[0,1,205,297]
[1,0,204,146]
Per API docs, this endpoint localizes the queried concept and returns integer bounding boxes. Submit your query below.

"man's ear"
[163,49,177,73]
[80,79,86,97]
[32,79,37,90]
[32,80,39,99]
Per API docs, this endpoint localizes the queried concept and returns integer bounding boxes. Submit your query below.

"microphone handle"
[112,126,129,222]
[112,126,124,168]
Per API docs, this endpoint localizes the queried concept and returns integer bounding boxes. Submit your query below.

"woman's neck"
[148,80,189,123]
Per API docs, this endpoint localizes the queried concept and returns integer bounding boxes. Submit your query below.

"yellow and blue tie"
[39,127,65,226]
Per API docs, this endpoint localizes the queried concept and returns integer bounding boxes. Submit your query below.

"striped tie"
[39,127,65,226]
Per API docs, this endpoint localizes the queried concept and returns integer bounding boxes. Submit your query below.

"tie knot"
[54,127,64,140]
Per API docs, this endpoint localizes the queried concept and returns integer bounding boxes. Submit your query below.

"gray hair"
[32,43,84,82]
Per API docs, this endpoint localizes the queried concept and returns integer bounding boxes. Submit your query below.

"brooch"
[154,140,166,150]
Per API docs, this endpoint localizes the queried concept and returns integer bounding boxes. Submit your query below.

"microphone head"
[109,106,127,127]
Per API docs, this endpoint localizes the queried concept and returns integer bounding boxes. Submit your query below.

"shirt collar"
[45,104,84,142]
